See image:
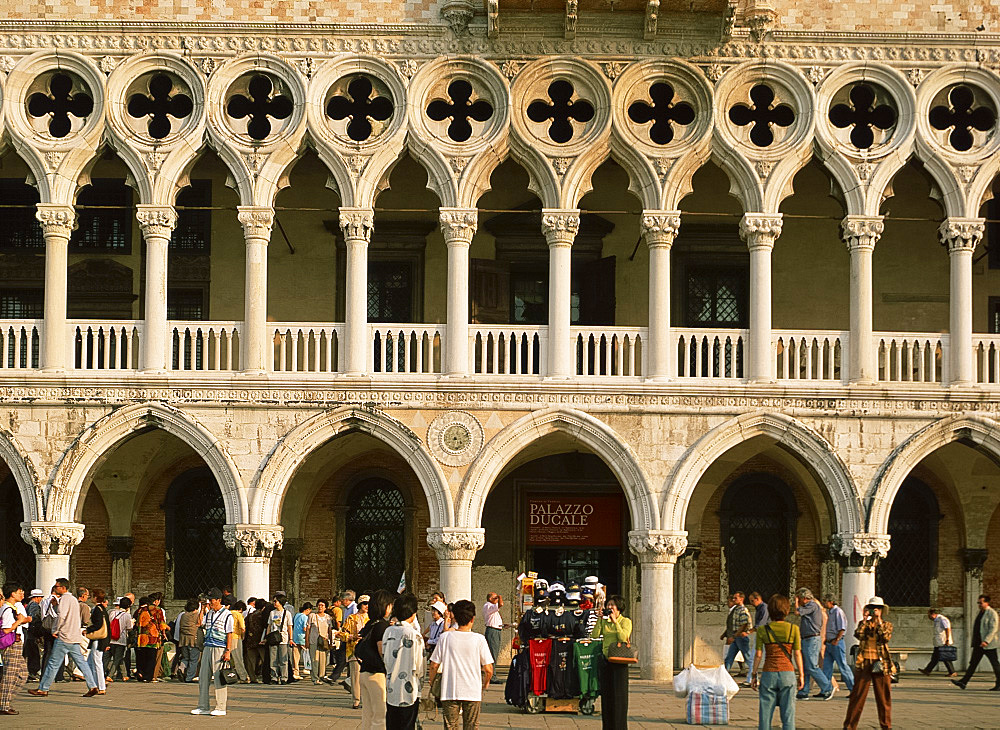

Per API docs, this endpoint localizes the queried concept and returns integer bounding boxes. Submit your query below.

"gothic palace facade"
[1,0,1000,680]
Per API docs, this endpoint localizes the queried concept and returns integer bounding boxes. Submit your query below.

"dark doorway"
[344,478,406,594]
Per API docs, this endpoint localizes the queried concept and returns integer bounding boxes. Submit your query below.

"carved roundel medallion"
[427,411,484,467]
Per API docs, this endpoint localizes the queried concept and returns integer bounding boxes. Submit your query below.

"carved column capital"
[939,217,985,254]
[339,207,374,243]
[640,210,681,249]
[20,521,85,556]
[237,206,275,240]
[136,205,178,239]
[628,530,688,564]
[739,213,783,251]
[426,528,486,562]
[833,532,891,569]
[961,548,988,577]
[223,524,284,559]
[440,0,474,34]
[106,536,135,561]
[439,207,478,246]
[841,215,884,253]
[541,209,580,248]
[35,204,76,239]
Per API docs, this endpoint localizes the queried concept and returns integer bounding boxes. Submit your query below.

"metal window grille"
[368,261,413,322]
[685,268,747,328]
[0,180,43,250]
[0,476,35,588]
[344,478,406,594]
[723,480,791,600]
[71,179,132,253]
[171,180,212,253]
[877,479,937,606]
[165,468,233,599]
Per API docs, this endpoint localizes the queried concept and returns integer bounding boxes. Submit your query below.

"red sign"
[526,494,622,547]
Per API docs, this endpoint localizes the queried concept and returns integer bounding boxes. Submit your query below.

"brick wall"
[70,485,111,593]
[984,504,1000,599]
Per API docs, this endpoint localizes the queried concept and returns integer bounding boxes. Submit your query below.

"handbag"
[86,613,108,641]
[318,634,330,651]
[938,644,958,662]
[218,659,240,685]
[605,641,639,664]
[265,608,289,646]
[869,659,885,675]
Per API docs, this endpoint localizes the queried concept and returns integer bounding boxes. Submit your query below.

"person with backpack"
[28,577,100,698]
[750,594,805,730]
[38,586,59,681]
[105,596,133,682]
[22,589,44,682]
[356,589,393,730]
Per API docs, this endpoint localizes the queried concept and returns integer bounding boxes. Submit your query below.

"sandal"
[352,702,361,710]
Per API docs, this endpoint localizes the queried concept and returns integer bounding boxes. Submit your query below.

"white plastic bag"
[673,664,740,700]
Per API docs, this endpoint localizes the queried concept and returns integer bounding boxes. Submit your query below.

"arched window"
[0,475,35,588]
[719,474,798,600]
[344,478,406,594]
[165,467,232,599]
[877,478,939,606]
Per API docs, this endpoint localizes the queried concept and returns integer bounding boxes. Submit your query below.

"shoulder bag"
[601,619,638,665]
[86,608,108,641]
[938,644,958,662]
[0,606,18,650]
[264,608,288,646]
[218,659,240,685]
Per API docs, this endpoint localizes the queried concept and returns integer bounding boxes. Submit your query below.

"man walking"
[22,588,44,681]
[920,608,957,677]
[482,592,504,684]
[822,594,854,694]
[721,592,754,680]
[429,599,494,729]
[952,594,1000,691]
[191,587,234,716]
[749,592,769,630]
[795,587,835,700]
[1,582,32,715]
[29,578,100,698]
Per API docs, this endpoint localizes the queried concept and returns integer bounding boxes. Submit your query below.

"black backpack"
[354,620,386,673]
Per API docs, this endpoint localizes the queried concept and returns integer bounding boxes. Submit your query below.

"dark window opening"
[990,297,1000,334]
[0,180,43,250]
[71,179,132,253]
[368,260,414,322]
[171,180,212,253]
[988,198,1000,269]
[168,288,207,321]
[685,265,748,328]
[877,478,939,606]
[0,475,36,589]
[0,288,43,319]
[344,478,406,594]
[165,467,232,600]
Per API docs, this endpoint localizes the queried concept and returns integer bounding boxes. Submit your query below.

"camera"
[602,608,612,618]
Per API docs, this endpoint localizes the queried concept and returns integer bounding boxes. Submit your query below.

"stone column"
[36,205,76,372]
[21,521,85,591]
[137,205,177,373]
[237,207,274,374]
[676,545,700,668]
[835,533,890,649]
[224,524,284,601]
[107,536,134,601]
[629,530,687,681]
[739,214,782,382]
[841,216,883,384]
[940,218,984,385]
[340,207,375,375]
[282,537,304,606]
[642,211,681,380]
[426,528,485,602]
[961,548,988,668]
[541,210,580,378]
[440,208,478,376]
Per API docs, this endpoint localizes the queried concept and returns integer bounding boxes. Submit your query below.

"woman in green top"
[750,594,805,730]
[591,594,632,729]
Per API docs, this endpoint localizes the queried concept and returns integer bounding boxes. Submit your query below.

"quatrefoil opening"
[426,79,494,143]
[728,83,794,148]
[27,72,94,138]
[326,76,394,143]
[829,83,898,151]
[127,73,194,140]
[526,80,594,144]
[929,85,996,153]
[226,74,294,141]
[627,82,695,145]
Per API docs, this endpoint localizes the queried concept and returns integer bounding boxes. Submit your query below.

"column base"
[440,372,470,379]
[746,377,776,385]
[644,375,672,384]
[847,378,876,386]
[40,366,66,374]
[142,368,168,375]
[239,369,268,377]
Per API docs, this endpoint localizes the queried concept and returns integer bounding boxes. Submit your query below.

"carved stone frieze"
[426,528,486,561]
[223,524,284,558]
[628,530,688,563]
[21,521,86,555]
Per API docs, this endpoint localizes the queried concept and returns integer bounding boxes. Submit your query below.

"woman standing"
[85,590,112,695]
[339,596,370,709]
[358,589,394,730]
[591,594,632,730]
[307,599,332,684]
[177,599,202,682]
[844,597,893,730]
[382,593,424,730]
[750,594,804,730]
[134,597,159,682]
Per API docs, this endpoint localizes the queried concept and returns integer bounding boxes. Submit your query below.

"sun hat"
[431,601,447,615]
[866,596,886,608]
[30,589,44,598]
[358,594,371,603]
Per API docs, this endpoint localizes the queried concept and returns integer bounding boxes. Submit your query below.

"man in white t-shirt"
[920,608,957,676]
[429,599,494,730]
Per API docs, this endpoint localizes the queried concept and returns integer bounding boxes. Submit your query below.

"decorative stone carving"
[907,68,925,87]
[739,213,783,251]
[541,210,580,247]
[35,205,76,238]
[426,410,484,466]
[237,206,275,240]
[21,522,85,555]
[806,66,827,85]
[601,61,628,81]
[745,0,779,43]
[628,530,688,563]
[339,207,374,242]
[197,57,218,77]
[841,215,884,252]
[136,205,178,239]
[856,162,875,182]
[939,217,985,253]
[440,0,474,36]
[426,528,486,561]
[144,151,167,173]
[834,532,891,567]
[43,151,65,172]
[439,208,478,244]
[398,59,419,79]
[644,0,660,41]
[498,60,525,81]
[448,156,470,176]
[551,157,572,175]
[565,0,579,40]
[0,55,15,74]
[640,211,681,248]
[223,524,284,558]
[487,0,500,38]
[99,56,118,74]
[754,159,773,179]
[961,548,988,578]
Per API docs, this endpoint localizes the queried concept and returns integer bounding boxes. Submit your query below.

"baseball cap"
[207,587,223,600]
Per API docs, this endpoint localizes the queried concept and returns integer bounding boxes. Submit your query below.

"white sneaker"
[210,710,227,717]
[191,709,210,715]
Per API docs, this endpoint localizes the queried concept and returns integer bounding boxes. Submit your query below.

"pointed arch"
[251,405,452,529]
[47,402,246,525]
[663,411,863,534]
[0,423,42,524]
[867,414,1000,535]
[457,407,656,531]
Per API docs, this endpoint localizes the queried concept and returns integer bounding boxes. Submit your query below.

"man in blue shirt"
[749,592,769,628]
[191,587,234,717]
[795,587,834,700]
[821,594,854,694]
[291,603,312,681]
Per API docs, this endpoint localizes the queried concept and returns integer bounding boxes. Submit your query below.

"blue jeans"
[38,639,97,691]
[724,635,753,672]
[758,671,796,730]
[822,639,854,691]
[799,635,832,696]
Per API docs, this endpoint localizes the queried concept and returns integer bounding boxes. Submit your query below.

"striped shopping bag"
[686,689,729,725]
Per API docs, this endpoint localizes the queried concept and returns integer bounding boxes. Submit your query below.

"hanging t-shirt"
[574,641,601,698]
[528,638,553,695]
[548,610,577,638]
[429,630,494,702]
[519,609,549,643]
[548,638,579,699]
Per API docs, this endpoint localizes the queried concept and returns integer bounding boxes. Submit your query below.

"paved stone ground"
[6,671,997,727]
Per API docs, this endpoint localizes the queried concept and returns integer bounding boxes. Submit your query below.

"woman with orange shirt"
[135,596,167,682]
[750,594,805,730]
